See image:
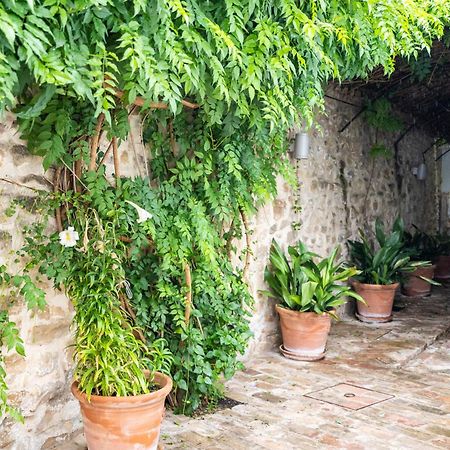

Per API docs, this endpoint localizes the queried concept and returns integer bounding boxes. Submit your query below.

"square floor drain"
[304,383,394,410]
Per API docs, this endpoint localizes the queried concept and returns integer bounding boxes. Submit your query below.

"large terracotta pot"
[353,281,399,323]
[433,255,450,281]
[71,372,172,450]
[402,265,435,297]
[275,305,332,361]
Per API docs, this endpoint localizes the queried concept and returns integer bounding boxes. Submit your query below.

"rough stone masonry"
[0,88,441,448]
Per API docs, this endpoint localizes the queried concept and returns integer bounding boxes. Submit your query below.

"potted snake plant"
[348,218,434,322]
[263,240,363,361]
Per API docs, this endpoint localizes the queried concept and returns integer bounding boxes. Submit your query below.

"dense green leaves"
[20,169,252,414]
[348,218,433,285]
[1,1,449,127]
[118,156,254,413]
[402,227,450,260]
[21,199,173,399]
[364,98,403,134]
[264,240,363,316]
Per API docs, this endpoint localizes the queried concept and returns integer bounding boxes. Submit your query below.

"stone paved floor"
[67,286,450,450]
[161,286,450,450]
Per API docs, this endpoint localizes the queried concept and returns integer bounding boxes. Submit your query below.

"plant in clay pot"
[263,240,363,361]
[401,228,441,296]
[426,234,450,282]
[348,218,434,323]
[20,188,174,450]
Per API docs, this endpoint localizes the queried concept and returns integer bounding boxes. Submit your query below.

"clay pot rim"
[71,371,172,408]
[275,304,334,318]
[352,281,399,290]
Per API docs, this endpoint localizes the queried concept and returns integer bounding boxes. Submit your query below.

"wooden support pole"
[184,263,192,326]
[119,292,146,343]
[74,159,82,192]
[114,89,200,110]
[89,113,105,171]
[112,137,120,181]
[53,167,63,232]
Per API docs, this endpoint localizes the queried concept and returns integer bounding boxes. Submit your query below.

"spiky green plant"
[348,218,436,285]
[264,240,363,317]
[402,227,450,260]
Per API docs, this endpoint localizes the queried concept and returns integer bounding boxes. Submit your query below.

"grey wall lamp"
[293,132,310,159]
[414,163,427,180]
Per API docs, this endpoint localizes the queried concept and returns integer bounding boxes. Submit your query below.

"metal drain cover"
[304,383,394,410]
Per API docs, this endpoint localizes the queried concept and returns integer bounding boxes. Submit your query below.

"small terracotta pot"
[353,281,399,323]
[402,265,435,297]
[71,372,172,450]
[433,255,450,281]
[275,305,332,361]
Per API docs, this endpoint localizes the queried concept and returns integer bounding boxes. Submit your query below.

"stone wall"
[439,146,450,233]
[0,113,80,449]
[0,90,440,448]
[0,113,147,450]
[244,89,440,353]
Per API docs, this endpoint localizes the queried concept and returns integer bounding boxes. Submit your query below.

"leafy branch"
[0,266,46,421]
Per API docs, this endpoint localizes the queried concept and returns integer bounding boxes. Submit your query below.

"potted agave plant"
[22,192,173,450]
[263,240,363,361]
[348,218,434,322]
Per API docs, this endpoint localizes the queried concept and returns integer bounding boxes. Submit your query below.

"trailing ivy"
[1,1,450,415]
[364,98,403,135]
[0,266,46,421]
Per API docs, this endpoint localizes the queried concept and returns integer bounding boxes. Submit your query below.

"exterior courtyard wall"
[0,89,440,448]
[244,89,440,353]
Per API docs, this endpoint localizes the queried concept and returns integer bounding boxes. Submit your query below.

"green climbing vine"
[1,1,450,416]
[0,266,45,421]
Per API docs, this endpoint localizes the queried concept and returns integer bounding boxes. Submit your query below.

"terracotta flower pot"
[401,265,435,297]
[433,255,450,281]
[275,305,332,361]
[71,372,172,450]
[353,281,399,323]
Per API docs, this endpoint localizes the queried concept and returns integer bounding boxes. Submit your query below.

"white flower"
[59,227,79,248]
[125,200,153,223]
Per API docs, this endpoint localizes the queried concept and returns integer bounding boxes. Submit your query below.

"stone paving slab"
[64,286,450,449]
[304,382,394,410]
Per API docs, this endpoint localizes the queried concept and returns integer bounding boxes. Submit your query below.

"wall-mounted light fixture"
[416,137,448,179]
[412,162,426,180]
[293,132,310,159]
[417,162,427,180]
